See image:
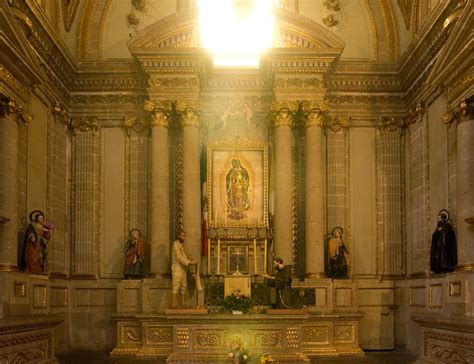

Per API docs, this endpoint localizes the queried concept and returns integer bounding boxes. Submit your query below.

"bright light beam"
[198,0,277,67]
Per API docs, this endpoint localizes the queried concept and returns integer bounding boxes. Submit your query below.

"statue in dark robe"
[264,258,292,309]
[430,209,457,274]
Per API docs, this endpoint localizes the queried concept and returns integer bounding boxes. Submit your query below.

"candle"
[264,239,267,274]
[217,239,221,275]
[257,217,260,227]
[207,238,211,274]
[253,238,257,274]
[215,210,218,227]
[247,214,250,226]
[225,212,227,227]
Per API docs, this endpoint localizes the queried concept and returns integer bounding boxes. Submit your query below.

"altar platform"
[110,310,364,363]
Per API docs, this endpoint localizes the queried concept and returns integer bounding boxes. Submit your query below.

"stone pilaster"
[145,100,172,277]
[444,97,474,270]
[71,117,100,278]
[177,101,201,265]
[376,117,404,276]
[302,101,326,277]
[271,101,297,266]
[0,95,32,271]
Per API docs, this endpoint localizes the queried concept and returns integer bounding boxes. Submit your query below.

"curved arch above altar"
[127,7,345,54]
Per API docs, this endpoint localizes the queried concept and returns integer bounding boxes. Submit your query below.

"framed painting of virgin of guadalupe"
[207,137,268,228]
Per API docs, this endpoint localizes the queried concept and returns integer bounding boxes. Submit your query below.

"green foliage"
[222,290,252,313]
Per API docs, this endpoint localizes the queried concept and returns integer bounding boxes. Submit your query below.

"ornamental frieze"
[0,94,33,124]
[146,326,173,344]
[71,94,148,105]
[148,77,199,89]
[274,78,324,89]
[70,117,99,132]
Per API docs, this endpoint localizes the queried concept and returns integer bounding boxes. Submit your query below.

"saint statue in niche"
[19,210,53,274]
[430,209,457,274]
[225,158,250,220]
[327,226,350,279]
[123,228,145,279]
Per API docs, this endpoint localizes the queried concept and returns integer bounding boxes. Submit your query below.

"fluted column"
[271,101,297,266]
[450,97,474,269]
[302,102,326,277]
[177,101,201,265]
[0,95,31,271]
[71,117,100,278]
[145,101,172,277]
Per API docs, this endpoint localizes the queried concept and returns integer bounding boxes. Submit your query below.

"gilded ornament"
[127,13,140,26]
[442,97,473,125]
[0,94,33,124]
[377,116,404,132]
[323,14,338,28]
[176,101,200,127]
[61,0,80,32]
[271,101,297,128]
[323,0,340,11]
[405,102,425,125]
[51,101,70,125]
[70,117,99,132]
[124,116,148,135]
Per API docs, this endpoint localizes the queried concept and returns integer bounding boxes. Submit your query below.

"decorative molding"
[397,0,414,30]
[51,100,70,125]
[271,101,298,128]
[176,101,200,128]
[322,14,338,28]
[0,94,33,124]
[301,100,329,128]
[70,116,99,132]
[71,94,148,104]
[61,0,80,32]
[124,116,148,135]
[405,102,425,125]
[442,97,474,125]
[144,100,173,128]
[377,116,405,132]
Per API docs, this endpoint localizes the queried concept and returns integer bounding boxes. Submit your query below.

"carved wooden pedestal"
[111,311,364,362]
[0,315,63,363]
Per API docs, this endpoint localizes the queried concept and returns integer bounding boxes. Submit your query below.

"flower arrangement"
[222,289,252,314]
[226,334,250,364]
[258,352,276,364]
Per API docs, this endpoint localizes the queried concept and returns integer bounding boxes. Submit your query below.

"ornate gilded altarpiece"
[207,137,268,228]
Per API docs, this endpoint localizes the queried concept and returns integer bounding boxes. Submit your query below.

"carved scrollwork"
[254,331,280,347]
[442,97,474,125]
[121,326,141,343]
[271,101,298,128]
[301,100,330,128]
[195,331,220,347]
[302,326,330,343]
[377,116,405,132]
[326,116,350,132]
[51,101,70,125]
[405,102,425,125]
[70,117,99,133]
[0,94,33,124]
[175,101,201,128]
[146,326,173,343]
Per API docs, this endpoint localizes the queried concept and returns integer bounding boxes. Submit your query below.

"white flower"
[243,354,248,360]
[228,352,234,358]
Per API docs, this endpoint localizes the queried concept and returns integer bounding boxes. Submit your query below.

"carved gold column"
[146,101,172,277]
[177,101,202,265]
[272,101,297,266]
[444,97,474,270]
[302,101,326,277]
[0,95,31,271]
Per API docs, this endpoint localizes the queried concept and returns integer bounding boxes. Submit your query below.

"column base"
[455,264,474,272]
[305,272,326,279]
[0,264,19,272]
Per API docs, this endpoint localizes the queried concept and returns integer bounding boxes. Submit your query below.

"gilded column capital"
[124,116,148,135]
[326,116,350,132]
[145,100,172,128]
[70,117,99,133]
[51,101,70,125]
[176,100,201,128]
[0,94,33,124]
[271,101,298,128]
[405,102,425,126]
[301,100,330,128]
[377,116,405,132]
[442,97,474,125]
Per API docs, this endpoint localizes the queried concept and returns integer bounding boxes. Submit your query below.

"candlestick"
[217,239,221,275]
[215,210,218,227]
[253,238,257,274]
[225,212,227,227]
[207,238,211,275]
[264,239,267,274]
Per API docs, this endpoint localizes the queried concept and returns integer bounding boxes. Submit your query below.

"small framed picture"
[227,246,249,275]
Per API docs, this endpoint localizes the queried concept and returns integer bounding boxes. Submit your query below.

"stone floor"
[58,351,418,363]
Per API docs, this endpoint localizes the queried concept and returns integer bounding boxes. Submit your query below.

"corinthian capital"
[271,100,298,128]
[0,94,33,124]
[176,100,200,127]
[442,96,474,125]
[144,100,172,128]
[301,100,329,128]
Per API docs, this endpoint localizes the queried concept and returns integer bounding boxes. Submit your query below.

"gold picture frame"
[227,246,249,275]
[207,137,268,228]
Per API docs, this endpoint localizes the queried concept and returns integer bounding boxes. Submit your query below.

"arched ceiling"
[29,0,444,64]
[74,0,407,62]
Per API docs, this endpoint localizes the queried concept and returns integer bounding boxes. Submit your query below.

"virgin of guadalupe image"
[226,158,250,220]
